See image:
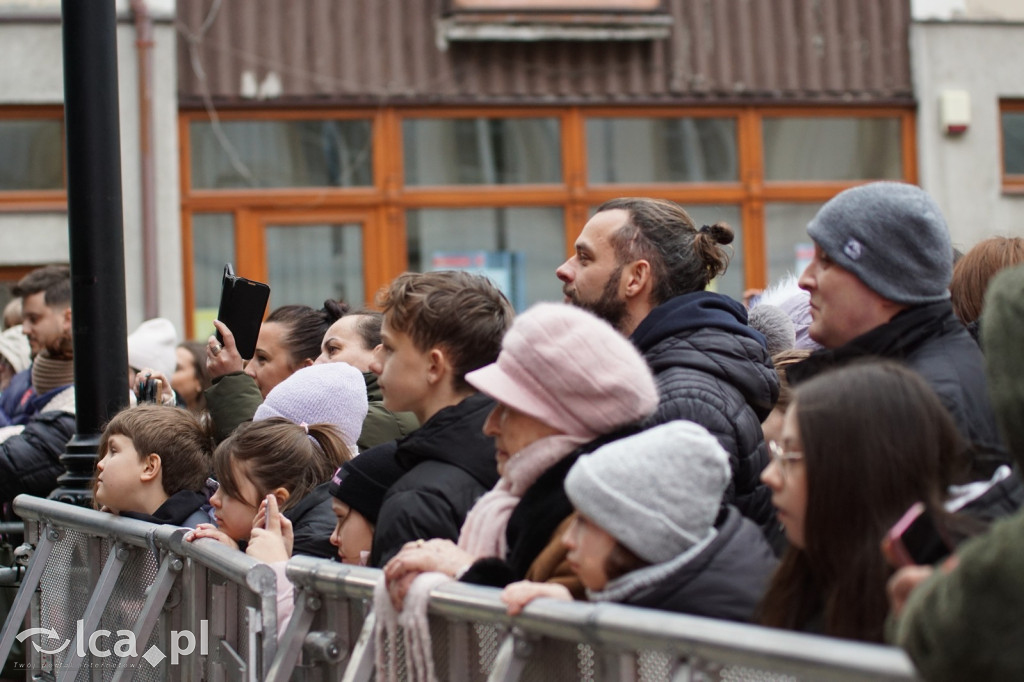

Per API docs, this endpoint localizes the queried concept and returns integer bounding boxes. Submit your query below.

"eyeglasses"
[768,441,804,479]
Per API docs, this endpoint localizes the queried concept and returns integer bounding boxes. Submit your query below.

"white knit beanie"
[127,318,178,379]
[253,362,368,450]
[0,325,31,374]
[565,420,731,564]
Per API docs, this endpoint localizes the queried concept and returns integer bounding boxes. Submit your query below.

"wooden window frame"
[1001,99,1024,195]
[0,105,67,212]
[179,104,916,338]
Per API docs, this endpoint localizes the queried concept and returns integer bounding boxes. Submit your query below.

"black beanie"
[327,449,405,525]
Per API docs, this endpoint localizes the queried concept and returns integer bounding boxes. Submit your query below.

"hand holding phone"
[883,501,953,568]
[215,264,270,361]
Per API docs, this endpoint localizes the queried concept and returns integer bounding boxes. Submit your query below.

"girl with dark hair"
[184,417,351,559]
[172,341,212,414]
[758,361,968,642]
[204,301,343,442]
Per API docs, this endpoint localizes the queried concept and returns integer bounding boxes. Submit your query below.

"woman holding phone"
[205,302,342,442]
[758,361,969,642]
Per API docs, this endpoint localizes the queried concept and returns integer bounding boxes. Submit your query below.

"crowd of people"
[2,181,1023,679]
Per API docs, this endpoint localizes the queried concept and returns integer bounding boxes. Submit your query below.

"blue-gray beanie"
[807,182,953,305]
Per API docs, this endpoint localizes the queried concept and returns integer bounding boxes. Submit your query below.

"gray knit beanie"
[564,420,731,565]
[253,362,368,450]
[807,182,953,305]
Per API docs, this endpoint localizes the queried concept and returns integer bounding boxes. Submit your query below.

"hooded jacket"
[629,292,779,530]
[121,490,212,528]
[369,393,499,567]
[789,301,1007,477]
[285,483,340,560]
[611,506,778,622]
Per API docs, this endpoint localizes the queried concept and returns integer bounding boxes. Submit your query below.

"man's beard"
[565,265,629,334]
[44,331,74,361]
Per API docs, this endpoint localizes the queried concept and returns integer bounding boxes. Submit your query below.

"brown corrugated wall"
[177,0,912,105]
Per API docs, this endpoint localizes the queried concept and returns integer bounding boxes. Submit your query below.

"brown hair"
[950,237,1024,325]
[265,302,346,367]
[213,418,351,512]
[376,271,514,391]
[12,264,71,308]
[770,349,812,412]
[95,405,214,496]
[758,361,966,642]
[597,198,733,305]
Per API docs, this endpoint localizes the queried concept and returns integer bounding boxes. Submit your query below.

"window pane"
[1003,111,1024,175]
[406,207,564,310]
[266,224,364,308]
[685,205,744,301]
[0,120,63,191]
[587,118,738,183]
[404,118,561,185]
[190,119,373,189]
[763,117,902,181]
[764,202,825,287]
[192,213,235,339]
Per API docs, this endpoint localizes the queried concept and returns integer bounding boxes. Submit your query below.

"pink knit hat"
[465,303,658,439]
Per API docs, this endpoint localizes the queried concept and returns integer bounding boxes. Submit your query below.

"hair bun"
[700,222,734,246]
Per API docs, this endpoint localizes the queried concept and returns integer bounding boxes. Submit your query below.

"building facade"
[5,0,1019,339]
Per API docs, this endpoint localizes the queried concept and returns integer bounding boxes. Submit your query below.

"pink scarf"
[457,433,589,559]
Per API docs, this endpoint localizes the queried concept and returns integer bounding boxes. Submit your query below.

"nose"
[797,261,815,292]
[482,406,501,437]
[210,488,223,509]
[243,362,257,379]
[330,523,341,549]
[561,516,579,550]
[96,456,106,471]
[314,352,327,365]
[555,258,575,284]
[761,458,782,490]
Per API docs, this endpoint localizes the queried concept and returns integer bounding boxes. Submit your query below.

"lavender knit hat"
[465,303,658,439]
[254,362,368,450]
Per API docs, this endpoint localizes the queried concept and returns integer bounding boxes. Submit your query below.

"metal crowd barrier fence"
[0,494,277,681]
[270,555,920,682]
[1,495,920,681]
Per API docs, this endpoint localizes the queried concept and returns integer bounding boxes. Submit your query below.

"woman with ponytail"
[204,301,343,442]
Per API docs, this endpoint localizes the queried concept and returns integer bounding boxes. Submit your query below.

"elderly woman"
[382,302,659,606]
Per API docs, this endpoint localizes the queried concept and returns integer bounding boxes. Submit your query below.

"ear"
[622,259,652,300]
[270,487,290,506]
[62,305,73,330]
[140,453,162,483]
[425,347,449,387]
[299,357,315,369]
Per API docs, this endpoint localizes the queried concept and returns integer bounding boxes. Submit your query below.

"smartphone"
[215,264,270,361]
[886,501,952,568]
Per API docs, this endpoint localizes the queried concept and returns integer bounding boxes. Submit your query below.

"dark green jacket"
[205,372,263,443]
[893,510,1024,681]
[359,372,419,451]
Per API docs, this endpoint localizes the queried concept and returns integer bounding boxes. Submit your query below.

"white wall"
[0,1,183,335]
[912,20,1024,250]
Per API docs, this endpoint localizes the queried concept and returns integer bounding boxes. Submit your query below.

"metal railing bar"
[265,586,320,682]
[13,495,163,550]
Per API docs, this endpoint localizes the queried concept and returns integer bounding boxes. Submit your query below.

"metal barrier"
[1,495,920,681]
[272,555,921,682]
[0,494,278,681]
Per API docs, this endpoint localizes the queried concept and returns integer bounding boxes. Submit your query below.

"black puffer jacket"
[285,483,340,560]
[789,301,1008,476]
[369,393,499,567]
[0,410,76,503]
[630,292,779,530]
[618,506,778,622]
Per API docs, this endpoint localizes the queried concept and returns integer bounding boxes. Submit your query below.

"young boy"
[362,271,514,566]
[93,404,214,527]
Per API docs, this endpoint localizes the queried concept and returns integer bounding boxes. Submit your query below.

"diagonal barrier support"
[0,522,57,666]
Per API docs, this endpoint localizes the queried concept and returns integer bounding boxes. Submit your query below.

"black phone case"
[216,265,270,361]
